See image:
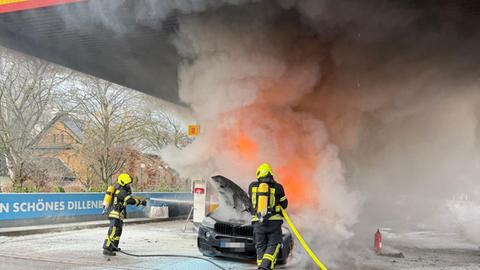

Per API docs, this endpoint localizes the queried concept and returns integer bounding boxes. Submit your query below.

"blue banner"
[0,192,192,221]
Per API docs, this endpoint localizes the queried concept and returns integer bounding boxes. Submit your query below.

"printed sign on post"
[188,125,200,136]
[192,180,207,223]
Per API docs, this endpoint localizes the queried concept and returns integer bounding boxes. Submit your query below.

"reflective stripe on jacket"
[249,180,288,222]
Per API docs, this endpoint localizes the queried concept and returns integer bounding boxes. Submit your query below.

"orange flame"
[224,121,318,210]
[231,133,258,161]
[276,159,318,210]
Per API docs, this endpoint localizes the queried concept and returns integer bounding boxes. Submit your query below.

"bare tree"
[142,110,192,151]
[0,48,70,189]
[71,77,144,186]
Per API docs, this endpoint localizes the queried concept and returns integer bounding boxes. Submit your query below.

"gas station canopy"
[0,0,181,103]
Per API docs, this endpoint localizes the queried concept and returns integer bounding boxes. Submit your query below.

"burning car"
[197,175,293,265]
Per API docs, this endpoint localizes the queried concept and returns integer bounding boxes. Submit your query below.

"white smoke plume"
[160,4,361,267]
[55,0,480,267]
[58,0,258,34]
[159,0,480,267]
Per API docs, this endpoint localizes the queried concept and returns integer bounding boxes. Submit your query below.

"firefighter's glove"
[141,199,147,206]
[101,207,107,215]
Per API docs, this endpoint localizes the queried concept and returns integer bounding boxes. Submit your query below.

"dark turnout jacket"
[248,177,288,223]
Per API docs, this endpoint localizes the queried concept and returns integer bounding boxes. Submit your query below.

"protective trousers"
[253,221,282,270]
[103,218,123,251]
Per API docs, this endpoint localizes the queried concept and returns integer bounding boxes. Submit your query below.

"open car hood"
[209,175,252,223]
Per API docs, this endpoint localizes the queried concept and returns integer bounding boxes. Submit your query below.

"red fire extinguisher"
[374,229,382,254]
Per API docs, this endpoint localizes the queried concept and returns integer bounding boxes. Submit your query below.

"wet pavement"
[0,220,264,270]
[1,220,480,269]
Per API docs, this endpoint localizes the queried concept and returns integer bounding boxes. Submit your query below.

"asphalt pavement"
[0,220,263,270]
[1,220,479,269]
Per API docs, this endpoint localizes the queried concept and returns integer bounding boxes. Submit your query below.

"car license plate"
[220,241,245,248]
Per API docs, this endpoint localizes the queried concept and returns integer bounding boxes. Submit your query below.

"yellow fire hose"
[281,208,328,270]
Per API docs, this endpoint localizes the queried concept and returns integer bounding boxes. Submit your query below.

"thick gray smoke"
[58,0,480,267]
[58,0,257,34]
[291,0,480,225]
[160,4,362,266]
[163,0,480,267]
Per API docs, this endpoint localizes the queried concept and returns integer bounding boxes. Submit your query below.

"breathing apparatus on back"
[102,174,133,214]
[103,185,115,209]
[255,163,275,223]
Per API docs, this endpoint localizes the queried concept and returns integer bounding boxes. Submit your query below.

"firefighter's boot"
[103,249,116,256]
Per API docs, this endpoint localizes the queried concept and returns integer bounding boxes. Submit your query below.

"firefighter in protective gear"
[248,163,288,270]
[102,173,147,256]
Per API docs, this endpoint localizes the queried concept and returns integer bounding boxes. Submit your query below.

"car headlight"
[202,216,216,229]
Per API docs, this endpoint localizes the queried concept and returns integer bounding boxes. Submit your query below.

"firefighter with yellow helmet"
[248,163,288,270]
[102,173,147,256]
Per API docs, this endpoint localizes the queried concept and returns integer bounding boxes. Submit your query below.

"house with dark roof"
[30,113,83,150]
[29,156,76,181]
[27,113,184,190]
[29,113,84,181]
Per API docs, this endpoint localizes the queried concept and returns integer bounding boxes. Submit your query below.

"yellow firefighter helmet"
[256,163,273,179]
[118,173,132,186]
